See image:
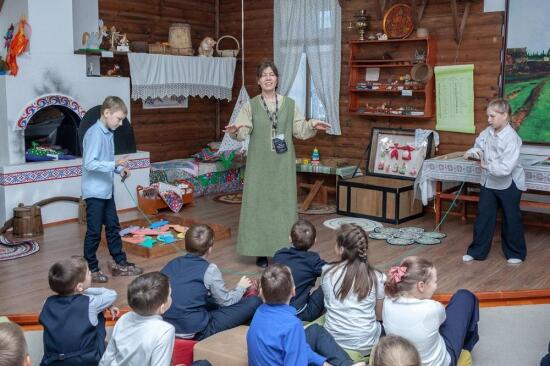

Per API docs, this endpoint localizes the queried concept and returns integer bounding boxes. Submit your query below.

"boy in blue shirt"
[247,264,365,366]
[82,96,142,283]
[39,256,119,365]
[273,219,326,321]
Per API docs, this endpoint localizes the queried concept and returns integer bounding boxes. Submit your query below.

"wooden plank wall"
[219,0,504,164]
[98,0,218,162]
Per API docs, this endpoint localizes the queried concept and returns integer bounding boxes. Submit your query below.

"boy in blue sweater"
[39,257,118,366]
[273,219,326,321]
[161,224,262,340]
[247,264,365,366]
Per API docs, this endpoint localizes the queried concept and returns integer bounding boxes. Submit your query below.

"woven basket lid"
[411,62,433,82]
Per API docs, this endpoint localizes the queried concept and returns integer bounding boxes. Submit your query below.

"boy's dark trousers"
[195,296,263,340]
[84,196,127,272]
[305,324,357,366]
[296,287,325,322]
[467,182,527,260]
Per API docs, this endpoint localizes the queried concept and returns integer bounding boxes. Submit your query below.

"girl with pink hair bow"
[382,256,479,366]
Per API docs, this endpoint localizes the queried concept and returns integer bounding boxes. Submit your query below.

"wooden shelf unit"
[348,36,436,119]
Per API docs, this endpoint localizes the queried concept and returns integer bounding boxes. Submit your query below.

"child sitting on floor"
[161,224,262,340]
[321,223,385,357]
[370,335,421,366]
[247,263,365,366]
[0,322,31,366]
[39,256,118,365]
[100,272,174,366]
[273,219,326,321]
[383,256,479,366]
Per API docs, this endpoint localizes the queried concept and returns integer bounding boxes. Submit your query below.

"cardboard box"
[337,128,433,224]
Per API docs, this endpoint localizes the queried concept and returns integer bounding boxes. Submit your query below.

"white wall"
[28,0,74,55]
[72,0,99,50]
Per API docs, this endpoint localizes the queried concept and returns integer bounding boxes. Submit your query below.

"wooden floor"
[1,195,550,314]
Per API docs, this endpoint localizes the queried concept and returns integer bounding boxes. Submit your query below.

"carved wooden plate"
[383,4,415,39]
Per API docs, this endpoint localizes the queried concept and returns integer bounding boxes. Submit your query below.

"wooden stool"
[193,325,248,366]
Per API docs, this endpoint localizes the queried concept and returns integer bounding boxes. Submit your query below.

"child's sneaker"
[91,270,109,283]
[110,262,143,277]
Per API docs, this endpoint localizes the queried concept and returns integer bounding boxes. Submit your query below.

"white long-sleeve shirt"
[465,124,525,191]
[99,312,175,366]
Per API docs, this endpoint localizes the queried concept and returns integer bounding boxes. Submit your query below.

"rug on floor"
[0,235,40,261]
[298,203,336,215]
[214,192,242,204]
[323,217,383,232]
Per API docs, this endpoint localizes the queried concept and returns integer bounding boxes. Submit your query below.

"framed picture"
[502,0,550,144]
[366,128,433,179]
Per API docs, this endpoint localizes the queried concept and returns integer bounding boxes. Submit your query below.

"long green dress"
[231,95,316,257]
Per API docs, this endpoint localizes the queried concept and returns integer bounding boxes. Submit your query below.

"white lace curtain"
[274,0,342,135]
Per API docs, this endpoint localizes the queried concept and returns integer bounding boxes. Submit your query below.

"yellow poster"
[435,64,475,133]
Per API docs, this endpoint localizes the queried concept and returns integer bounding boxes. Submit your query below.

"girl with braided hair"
[321,223,385,356]
[383,256,479,366]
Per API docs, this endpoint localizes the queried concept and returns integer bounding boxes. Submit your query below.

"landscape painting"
[503,0,550,144]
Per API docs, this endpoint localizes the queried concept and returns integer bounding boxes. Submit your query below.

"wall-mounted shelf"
[348,36,436,119]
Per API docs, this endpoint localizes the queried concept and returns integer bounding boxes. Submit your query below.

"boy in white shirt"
[100,272,174,366]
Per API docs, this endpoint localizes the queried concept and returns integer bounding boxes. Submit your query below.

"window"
[288,53,327,120]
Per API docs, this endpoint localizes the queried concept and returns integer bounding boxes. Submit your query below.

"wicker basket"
[216,35,240,57]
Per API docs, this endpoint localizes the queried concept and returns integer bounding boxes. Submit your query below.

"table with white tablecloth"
[415,153,550,226]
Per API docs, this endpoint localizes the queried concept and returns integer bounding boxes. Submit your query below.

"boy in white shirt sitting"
[100,272,211,366]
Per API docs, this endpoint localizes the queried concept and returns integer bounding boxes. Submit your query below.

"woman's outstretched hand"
[223,125,245,134]
[312,120,331,131]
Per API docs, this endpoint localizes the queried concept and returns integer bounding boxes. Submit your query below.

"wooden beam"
[450,0,460,43]
[450,0,471,45]
[0,0,4,13]
[459,1,472,44]
[417,0,428,26]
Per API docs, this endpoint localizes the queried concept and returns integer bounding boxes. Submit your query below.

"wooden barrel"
[168,23,192,50]
[13,204,43,238]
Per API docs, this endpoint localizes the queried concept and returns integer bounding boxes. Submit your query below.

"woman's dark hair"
[384,256,435,298]
[256,60,279,90]
[326,223,379,301]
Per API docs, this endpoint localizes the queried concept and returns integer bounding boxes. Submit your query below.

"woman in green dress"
[224,60,330,267]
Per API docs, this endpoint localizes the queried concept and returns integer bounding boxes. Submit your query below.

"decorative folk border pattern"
[16,94,87,130]
[0,158,150,186]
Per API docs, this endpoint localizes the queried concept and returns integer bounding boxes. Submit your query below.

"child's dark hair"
[185,224,214,255]
[261,264,294,304]
[371,335,421,366]
[48,256,88,296]
[100,96,128,115]
[0,322,28,366]
[385,256,435,298]
[127,272,170,316]
[291,219,317,250]
[326,223,379,301]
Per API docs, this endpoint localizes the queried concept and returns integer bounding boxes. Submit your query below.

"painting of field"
[503,0,550,144]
